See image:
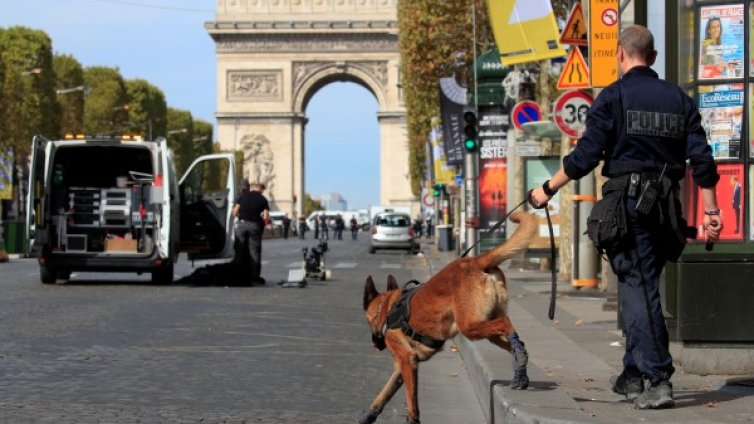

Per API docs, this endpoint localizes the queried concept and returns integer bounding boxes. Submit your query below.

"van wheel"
[151,263,174,285]
[40,265,57,284]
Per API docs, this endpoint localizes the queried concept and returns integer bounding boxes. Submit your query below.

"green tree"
[166,107,194,176]
[82,66,129,135]
[303,193,323,217]
[125,79,167,139]
[53,54,85,136]
[192,119,213,157]
[0,26,59,156]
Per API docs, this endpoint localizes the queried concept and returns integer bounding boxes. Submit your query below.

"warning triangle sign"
[557,47,591,90]
[560,2,588,46]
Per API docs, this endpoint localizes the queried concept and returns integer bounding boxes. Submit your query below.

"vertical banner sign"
[589,0,619,87]
[438,77,467,166]
[749,165,754,241]
[478,105,508,236]
[0,149,13,200]
[487,0,567,66]
[428,122,456,187]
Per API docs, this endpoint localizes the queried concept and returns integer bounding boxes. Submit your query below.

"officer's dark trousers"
[235,221,264,281]
[609,196,675,384]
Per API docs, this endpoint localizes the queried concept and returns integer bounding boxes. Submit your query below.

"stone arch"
[292,62,388,114]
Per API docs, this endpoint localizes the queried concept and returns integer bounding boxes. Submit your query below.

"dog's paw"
[513,347,528,370]
[405,418,421,424]
[510,369,529,390]
[357,410,380,424]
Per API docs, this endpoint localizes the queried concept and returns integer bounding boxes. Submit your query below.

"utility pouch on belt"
[585,178,629,254]
[635,179,659,215]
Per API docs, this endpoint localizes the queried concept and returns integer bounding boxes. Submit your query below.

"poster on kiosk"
[688,163,745,242]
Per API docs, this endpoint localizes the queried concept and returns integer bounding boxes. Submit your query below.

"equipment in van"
[26,134,238,285]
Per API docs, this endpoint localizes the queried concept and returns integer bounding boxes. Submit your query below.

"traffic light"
[432,183,446,197]
[463,111,478,153]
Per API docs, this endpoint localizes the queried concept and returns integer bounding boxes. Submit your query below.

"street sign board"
[553,90,593,138]
[590,0,619,87]
[516,141,543,157]
[557,48,590,90]
[511,101,542,130]
[560,2,588,46]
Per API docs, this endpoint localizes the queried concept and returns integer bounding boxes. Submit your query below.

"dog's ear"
[363,276,379,310]
[386,274,399,291]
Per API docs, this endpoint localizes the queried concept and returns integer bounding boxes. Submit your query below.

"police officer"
[233,180,270,285]
[531,25,723,409]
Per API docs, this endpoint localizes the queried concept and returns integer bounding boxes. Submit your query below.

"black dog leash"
[460,191,558,320]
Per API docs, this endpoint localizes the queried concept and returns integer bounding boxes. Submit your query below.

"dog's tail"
[474,211,538,270]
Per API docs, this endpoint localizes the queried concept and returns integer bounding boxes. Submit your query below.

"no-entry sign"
[553,90,593,138]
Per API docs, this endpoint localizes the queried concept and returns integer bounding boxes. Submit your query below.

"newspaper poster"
[0,149,13,200]
[698,84,743,159]
[692,163,745,242]
[699,4,744,80]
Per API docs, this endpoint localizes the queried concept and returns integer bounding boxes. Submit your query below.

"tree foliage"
[83,66,129,135]
[0,26,59,156]
[303,193,323,217]
[397,0,493,196]
[125,79,167,139]
[53,54,85,136]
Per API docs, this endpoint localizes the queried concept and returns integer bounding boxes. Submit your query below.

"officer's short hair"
[618,25,655,62]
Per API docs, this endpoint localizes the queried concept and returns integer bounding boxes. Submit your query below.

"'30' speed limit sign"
[553,90,593,138]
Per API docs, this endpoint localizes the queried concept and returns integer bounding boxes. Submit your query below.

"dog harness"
[385,284,445,350]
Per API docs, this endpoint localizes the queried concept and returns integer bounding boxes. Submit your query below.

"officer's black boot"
[633,379,674,409]
[609,367,643,400]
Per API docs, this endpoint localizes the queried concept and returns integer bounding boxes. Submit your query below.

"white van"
[26,135,237,284]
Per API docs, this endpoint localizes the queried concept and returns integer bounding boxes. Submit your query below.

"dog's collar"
[385,288,445,350]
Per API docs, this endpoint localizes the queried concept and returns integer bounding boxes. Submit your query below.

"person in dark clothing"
[298,215,308,239]
[319,214,329,240]
[335,214,345,240]
[282,213,292,239]
[413,215,424,238]
[531,25,723,410]
[233,181,270,285]
[350,217,359,240]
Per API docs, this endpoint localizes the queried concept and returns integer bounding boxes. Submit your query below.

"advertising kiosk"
[668,2,754,349]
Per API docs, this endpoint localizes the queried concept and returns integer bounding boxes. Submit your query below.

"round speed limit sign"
[553,90,594,138]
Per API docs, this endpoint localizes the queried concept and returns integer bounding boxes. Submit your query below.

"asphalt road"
[0,235,486,423]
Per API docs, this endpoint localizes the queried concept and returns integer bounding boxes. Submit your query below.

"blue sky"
[0,0,380,209]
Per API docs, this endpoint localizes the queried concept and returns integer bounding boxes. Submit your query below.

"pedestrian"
[529,25,723,410]
[314,215,320,240]
[232,180,270,285]
[350,217,359,240]
[282,213,292,239]
[298,215,308,239]
[320,213,329,240]
[413,215,424,238]
[425,215,433,239]
[335,214,345,240]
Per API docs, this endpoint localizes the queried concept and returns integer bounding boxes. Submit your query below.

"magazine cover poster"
[699,4,744,80]
[699,84,743,159]
[478,157,507,231]
[694,163,745,241]
[750,165,754,241]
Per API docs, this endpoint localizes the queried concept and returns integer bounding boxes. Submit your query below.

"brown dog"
[359,211,537,424]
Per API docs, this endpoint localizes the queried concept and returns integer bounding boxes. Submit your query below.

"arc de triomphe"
[206,0,414,216]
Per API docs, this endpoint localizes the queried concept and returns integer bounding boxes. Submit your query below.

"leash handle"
[545,207,557,320]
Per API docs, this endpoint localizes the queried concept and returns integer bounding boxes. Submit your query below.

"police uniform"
[563,66,719,386]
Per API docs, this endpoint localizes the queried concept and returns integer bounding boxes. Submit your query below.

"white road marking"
[332,262,357,269]
[286,262,302,268]
[379,264,401,269]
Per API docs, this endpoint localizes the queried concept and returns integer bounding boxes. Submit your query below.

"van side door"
[26,136,53,256]
[177,153,236,260]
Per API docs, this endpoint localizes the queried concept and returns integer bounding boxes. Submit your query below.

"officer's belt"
[606,173,686,245]
[385,285,445,350]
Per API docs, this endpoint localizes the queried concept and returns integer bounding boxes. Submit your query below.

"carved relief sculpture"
[228,70,283,101]
[240,133,276,197]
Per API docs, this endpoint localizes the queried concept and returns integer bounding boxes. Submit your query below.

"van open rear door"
[178,153,236,260]
[26,136,53,256]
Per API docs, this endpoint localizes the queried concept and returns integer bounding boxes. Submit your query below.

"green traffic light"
[464,138,477,152]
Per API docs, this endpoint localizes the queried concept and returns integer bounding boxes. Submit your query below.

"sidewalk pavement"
[420,240,754,424]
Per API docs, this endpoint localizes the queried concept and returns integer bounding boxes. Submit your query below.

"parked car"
[369,212,419,254]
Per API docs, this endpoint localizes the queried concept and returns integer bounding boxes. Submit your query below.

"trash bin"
[437,225,454,251]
